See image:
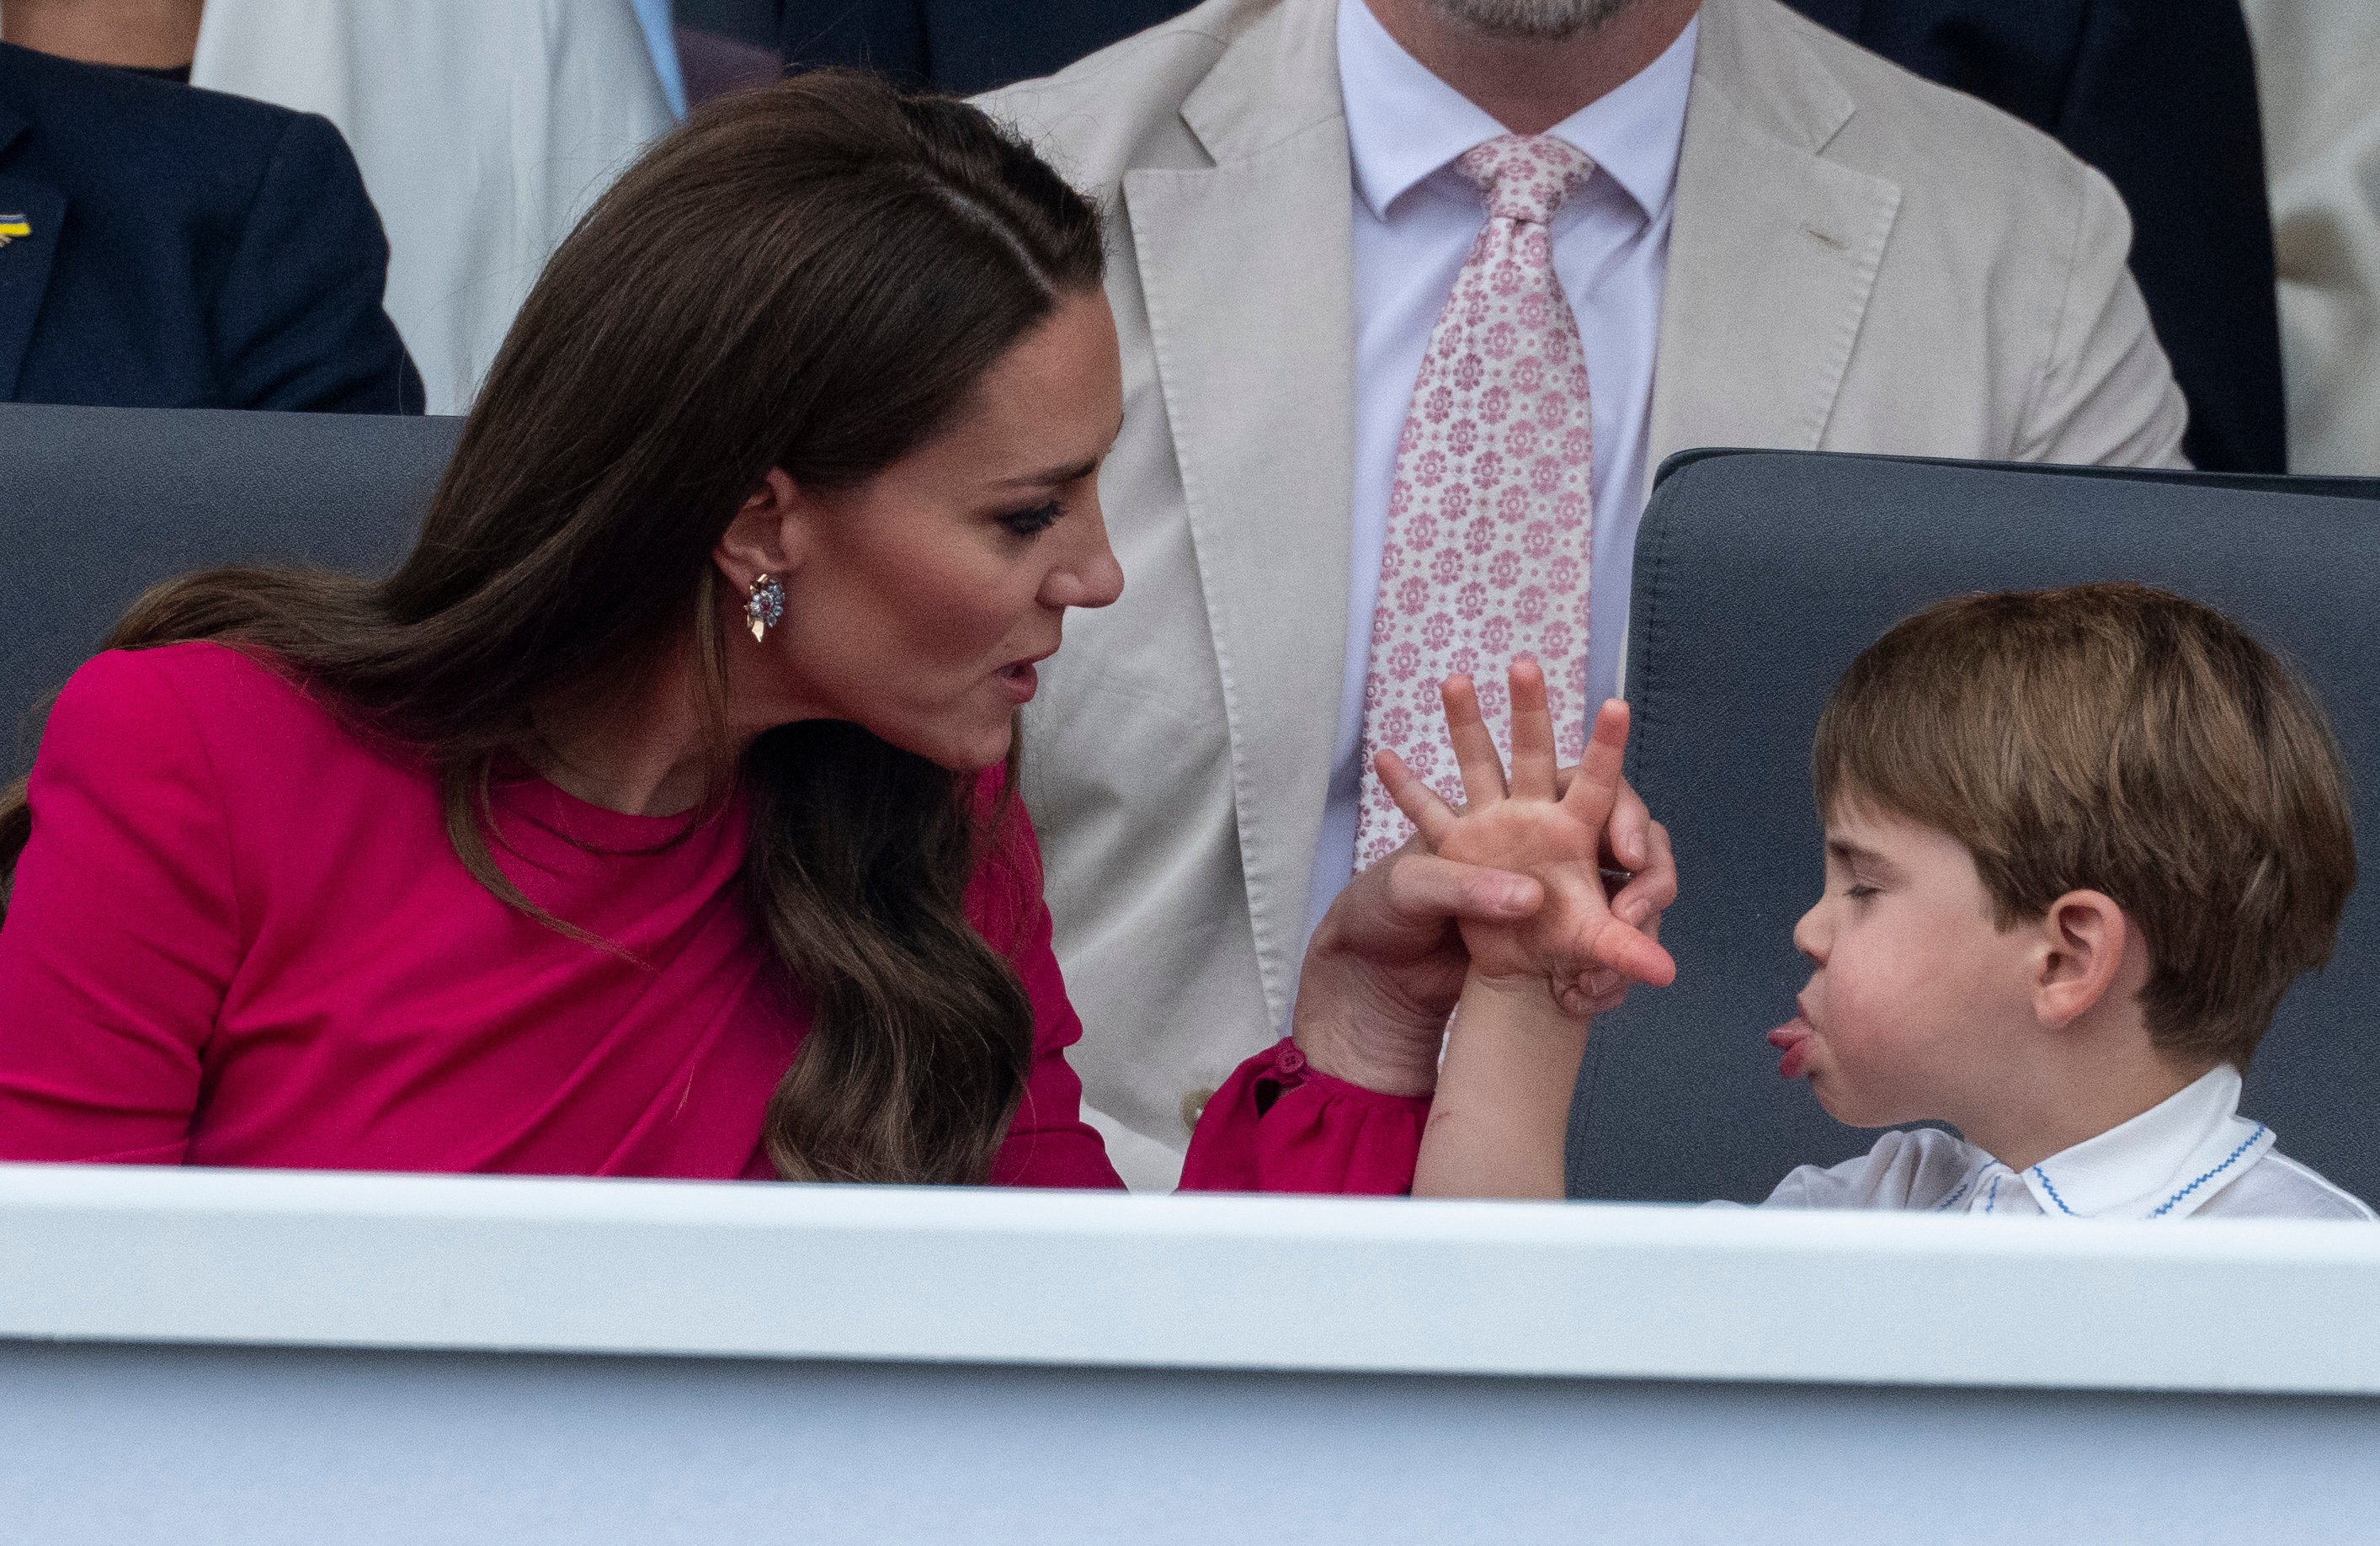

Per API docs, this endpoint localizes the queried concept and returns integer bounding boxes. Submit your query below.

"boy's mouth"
[1766,1016,1814,1080]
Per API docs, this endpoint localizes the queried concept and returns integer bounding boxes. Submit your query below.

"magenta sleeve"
[0,651,244,1163]
[1179,1040,1430,1196]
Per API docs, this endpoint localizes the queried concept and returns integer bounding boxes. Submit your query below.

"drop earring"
[745,573,784,643]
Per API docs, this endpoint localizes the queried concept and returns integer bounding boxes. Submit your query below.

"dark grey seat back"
[2,404,461,774]
[1572,451,2380,1207]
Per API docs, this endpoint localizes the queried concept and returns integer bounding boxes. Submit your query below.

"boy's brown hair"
[1813,583,2356,1069]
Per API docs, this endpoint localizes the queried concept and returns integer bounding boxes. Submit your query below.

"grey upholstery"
[1572,450,2380,1207]
[2,404,461,774]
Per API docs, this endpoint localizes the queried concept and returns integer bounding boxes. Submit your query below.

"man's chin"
[1421,0,1646,42]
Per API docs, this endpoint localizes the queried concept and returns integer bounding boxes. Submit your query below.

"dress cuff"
[1177,1039,1430,1195]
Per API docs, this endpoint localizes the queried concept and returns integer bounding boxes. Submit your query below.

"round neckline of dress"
[489,755,737,857]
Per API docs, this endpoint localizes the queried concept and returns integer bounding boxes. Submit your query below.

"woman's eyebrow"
[992,454,1100,489]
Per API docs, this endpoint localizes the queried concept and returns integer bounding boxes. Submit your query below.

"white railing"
[3,1163,2376,1543]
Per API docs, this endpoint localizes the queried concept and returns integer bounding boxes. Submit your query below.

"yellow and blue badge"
[0,214,29,247]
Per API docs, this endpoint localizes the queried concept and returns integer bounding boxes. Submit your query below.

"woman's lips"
[995,660,1039,703]
[1767,1016,1813,1080]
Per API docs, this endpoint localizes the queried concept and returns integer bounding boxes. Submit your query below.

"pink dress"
[0,643,1426,1191]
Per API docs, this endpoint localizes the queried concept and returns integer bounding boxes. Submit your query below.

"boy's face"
[1773,801,2040,1130]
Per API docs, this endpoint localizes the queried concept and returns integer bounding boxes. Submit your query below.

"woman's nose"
[1046,506,1125,610]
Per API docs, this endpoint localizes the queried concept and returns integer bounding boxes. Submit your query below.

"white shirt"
[1306,0,1698,941]
[1759,1065,2375,1221]
[190,0,675,414]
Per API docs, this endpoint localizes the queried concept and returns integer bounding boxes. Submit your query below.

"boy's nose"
[1792,898,1828,962]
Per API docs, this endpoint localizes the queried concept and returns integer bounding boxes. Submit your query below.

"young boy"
[1386,584,2374,1219]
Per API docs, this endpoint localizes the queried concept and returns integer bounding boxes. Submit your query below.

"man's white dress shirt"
[1307,0,1698,941]
[1760,1065,2374,1220]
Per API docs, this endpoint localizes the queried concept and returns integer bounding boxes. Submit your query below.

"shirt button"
[1274,1042,1307,1076]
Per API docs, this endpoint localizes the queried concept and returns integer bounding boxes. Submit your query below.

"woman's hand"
[1291,842,1548,1096]
[1377,658,1677,1014]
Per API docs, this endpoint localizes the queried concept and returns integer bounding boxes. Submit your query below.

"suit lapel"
[0,111,66,401]
[1124,0,1355,1028]
[1647,0,1901,489]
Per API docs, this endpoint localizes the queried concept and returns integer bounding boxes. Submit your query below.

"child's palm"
[1376,660,1676,1000]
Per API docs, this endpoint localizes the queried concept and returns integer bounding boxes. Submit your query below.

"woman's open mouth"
[995,659,1040,702]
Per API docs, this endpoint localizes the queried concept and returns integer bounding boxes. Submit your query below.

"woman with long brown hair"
[0,74,1667,1190]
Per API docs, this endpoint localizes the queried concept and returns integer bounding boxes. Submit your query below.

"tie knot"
[1456,134,1595,225]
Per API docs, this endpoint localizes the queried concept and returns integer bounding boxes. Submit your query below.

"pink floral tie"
[1353,134,1598,870]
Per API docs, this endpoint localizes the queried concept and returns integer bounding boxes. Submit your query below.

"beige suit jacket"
[982,0,2188,1186]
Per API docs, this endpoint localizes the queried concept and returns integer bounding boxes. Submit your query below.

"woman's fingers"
[1374,749,1460,846]
[1560,698,1631,831]
[1504,656,1557,802]
[1604,774,1652,872]
[1606,818,1676,926]
[1384,850,1546,926]
[1439,674,1509,807]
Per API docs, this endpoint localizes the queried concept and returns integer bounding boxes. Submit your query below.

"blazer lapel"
[1123,0,1356,1028]
[1647,0,1901,488]
[0,112,67,401]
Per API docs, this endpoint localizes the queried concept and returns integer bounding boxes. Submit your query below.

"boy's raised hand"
[1375,658,1678,1008]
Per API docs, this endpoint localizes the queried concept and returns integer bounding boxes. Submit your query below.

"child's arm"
[1414,973,1589,1197]
[1376,659,1675,1198]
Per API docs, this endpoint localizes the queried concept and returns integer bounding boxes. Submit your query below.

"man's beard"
[1419,0,1646,40]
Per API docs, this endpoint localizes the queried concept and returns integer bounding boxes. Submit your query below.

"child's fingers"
[1374,749,1460,846]
[1584,914,1678,989]
[1505,656,1557,802]
[1440,674,1509,807]
[1559,699,1631,829]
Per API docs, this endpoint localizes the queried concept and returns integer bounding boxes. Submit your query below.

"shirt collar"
[1336,0,1698,225]
[2013,1065,2275,1220]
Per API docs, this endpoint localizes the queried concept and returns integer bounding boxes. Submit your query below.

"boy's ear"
[2032,890,2133,1031]
[713,467,810,593]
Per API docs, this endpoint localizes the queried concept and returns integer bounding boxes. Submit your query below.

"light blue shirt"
[631,0,688,119]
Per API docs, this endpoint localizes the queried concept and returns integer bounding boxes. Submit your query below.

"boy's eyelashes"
[1844,882,1881,900]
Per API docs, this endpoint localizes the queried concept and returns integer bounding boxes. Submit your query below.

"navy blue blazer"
[0,42,423,413]
[781,0,2283,473]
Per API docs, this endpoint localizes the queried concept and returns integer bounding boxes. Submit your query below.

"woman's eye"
[1845,883,1879,900]
[1000,500,1064,537]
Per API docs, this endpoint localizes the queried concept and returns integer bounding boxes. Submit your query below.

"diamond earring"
[745,573,784,643]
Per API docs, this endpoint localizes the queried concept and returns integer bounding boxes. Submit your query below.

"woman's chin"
[899,717,1016,774]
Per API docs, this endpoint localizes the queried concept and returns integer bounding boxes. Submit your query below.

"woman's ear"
[713,468,807,591]
[2032,890,2133,1032]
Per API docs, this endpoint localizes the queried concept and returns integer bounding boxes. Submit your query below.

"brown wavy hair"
[0,73,1107,1183]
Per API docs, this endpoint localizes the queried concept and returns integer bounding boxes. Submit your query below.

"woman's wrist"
[1288,954,1444,1098]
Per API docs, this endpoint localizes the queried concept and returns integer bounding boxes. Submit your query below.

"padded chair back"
[2,404,461,774]
[1573,451,2380,1207]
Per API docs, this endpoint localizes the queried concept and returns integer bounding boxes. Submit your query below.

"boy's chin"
[1806,1074,1914,1131]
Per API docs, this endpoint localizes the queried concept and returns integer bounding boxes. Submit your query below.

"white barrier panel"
[2,1163,2376,1543]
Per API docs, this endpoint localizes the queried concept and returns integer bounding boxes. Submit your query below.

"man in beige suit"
[983,0,2189,1187]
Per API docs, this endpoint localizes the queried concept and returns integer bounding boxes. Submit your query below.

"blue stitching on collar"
[2031,1165,2077,1215]
[1932,1175,1975,1212]
[2149,1124,2269,1218]
[1985,1173,2001,1213]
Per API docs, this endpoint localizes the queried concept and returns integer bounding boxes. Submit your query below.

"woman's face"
[726,291,1126,770]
